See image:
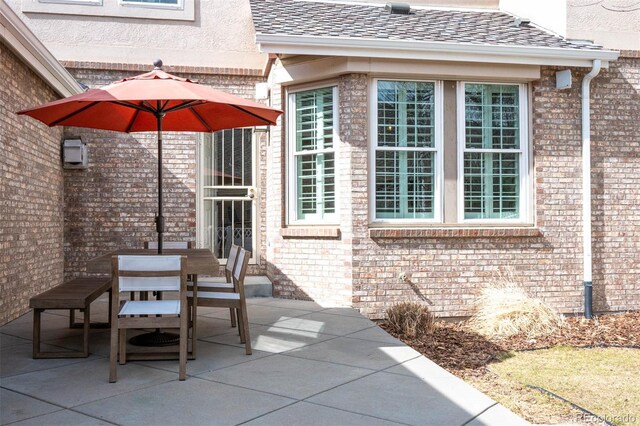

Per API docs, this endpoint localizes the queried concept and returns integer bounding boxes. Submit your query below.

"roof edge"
[0,2,83,97]
[256,34,620,68]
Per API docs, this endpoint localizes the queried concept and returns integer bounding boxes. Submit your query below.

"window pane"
[465,84,519,150]
[464,152,519,219]
[295,88,334,152]
[296,154,317,218]
[375,151,434,219]
[375,151,400,216]
[407,151,435,216]
[377,81,435,149]
[323,153,336,214]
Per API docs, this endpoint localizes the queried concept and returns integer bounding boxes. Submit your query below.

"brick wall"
[0,44,64,325]
[590,54,640,312]
[63,65,266,280]
[266,55,640,318]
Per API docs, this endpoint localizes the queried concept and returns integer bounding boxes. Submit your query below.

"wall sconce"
[62,137,88,169]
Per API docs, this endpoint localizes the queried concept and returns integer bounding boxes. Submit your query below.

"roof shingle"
[249,0,602,51]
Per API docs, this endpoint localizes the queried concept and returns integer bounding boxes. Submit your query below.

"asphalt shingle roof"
[250,0,602,51]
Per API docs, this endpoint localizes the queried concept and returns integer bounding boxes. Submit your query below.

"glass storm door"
[199,128,256,261]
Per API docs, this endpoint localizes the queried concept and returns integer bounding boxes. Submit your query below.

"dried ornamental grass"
[386,301,435,338]
[468,281,564,339]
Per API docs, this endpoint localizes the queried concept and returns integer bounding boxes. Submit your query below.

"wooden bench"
[29,277,112,359]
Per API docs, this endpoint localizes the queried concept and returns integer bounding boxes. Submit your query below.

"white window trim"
[38,0,101,5]
[456,81,531,225]
[119,0,184,11]
[286,85,340,225]
[369,78,444,225]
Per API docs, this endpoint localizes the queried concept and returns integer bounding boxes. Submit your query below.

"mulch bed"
[380,311,640,377]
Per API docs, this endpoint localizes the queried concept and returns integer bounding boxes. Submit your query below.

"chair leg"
[179,316,187,381]
[118,329,126,365]
[107,290,113,326]
[229,308,237,328]
[191,300,197,359]
[109,319,118,383]
[238,310,246,344]
[239,302,251,355]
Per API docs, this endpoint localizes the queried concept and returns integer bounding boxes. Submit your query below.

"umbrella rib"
[164,100,203,114]
[50,101,100,126]
[188,107,214,132]
[111,101,156,114]
[228,104,272,125]
[125,108,141,133]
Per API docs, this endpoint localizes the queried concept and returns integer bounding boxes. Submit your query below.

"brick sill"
[281,227,341,239]
[369,227,542,239]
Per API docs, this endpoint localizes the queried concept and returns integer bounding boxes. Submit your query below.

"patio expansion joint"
[277,334,420,370]
[0,348,97,380]
[193,371,304,402]
[0,386,119,426]
[460,401,499,426]
[261,320,379,338]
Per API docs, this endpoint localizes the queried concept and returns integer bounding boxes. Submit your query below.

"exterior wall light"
[62,137,88,169]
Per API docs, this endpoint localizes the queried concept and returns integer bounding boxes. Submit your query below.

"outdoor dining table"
[87,248,219,360]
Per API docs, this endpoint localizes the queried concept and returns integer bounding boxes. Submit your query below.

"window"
[458,83,529,222]
[24,0,193,20]
[287,86,337,223]
[372,80,442,221]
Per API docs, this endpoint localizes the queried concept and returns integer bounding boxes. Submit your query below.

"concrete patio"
[1,296,528,425]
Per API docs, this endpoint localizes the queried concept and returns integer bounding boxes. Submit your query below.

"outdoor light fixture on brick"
[62,137,88,169]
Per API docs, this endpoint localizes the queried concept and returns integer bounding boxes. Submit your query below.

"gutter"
[255,34,620,68]
[581,59,601,319]
[0,1,82,96]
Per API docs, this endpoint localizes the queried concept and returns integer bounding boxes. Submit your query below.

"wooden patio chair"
[188,248,252,355]
[189,244,241,328]
[109,255,188,382]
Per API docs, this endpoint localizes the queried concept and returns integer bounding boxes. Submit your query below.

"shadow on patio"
[0,296,527,425]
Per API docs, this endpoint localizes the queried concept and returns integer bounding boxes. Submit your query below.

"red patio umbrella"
[18,60,282,253]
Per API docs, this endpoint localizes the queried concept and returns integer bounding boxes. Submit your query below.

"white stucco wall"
[500,0,639,50]
[500,0,567,36]
[6,0,267,69]
[567,0,640,50]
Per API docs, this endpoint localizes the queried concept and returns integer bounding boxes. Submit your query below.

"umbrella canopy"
[17,60,282,253]
[18,64,281,132]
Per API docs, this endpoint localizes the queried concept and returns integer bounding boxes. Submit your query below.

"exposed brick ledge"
[619,50,640,58]
[281,227,341,239]
[369,227,542,239]
[61,61,264,77]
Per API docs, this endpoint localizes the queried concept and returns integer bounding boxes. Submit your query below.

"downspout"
[581,59,601,319]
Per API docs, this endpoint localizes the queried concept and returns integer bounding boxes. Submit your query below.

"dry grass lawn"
[489,346,640,425]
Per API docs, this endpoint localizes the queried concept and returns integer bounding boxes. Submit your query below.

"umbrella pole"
[156,112,165,255]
